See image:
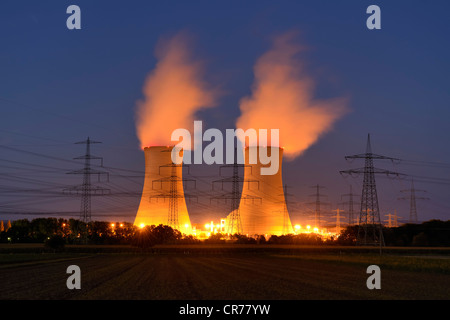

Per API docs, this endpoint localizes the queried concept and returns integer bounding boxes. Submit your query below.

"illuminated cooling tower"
[134,146,192,234]
[227,146,293,236]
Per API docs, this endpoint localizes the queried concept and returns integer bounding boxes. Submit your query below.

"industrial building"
[226,146,293,236]
[134,146,193,234]
[134,145,293,237]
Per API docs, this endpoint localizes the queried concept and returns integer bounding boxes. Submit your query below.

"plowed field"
[1,251,449,300]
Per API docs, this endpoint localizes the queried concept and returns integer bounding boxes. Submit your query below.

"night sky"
[1,0,450,227]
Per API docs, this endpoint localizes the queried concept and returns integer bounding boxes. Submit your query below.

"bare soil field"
[0,246,449,300]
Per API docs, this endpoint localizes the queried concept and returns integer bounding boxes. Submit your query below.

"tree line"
[0,218,136,245]
[337,219,450,246]
[1,217,449,247]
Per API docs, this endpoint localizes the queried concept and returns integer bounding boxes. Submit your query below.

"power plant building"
[134,145,293,237]
[227,146,294,236]
[134,146,193,234]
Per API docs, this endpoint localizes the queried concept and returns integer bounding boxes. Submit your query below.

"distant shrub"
[178,235,201,245]
[233,234,257,244]
[131,224,183,248]
[205,233,225,244]
[267,233,323,245]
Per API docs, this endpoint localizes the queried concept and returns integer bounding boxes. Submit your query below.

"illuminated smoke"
[135,32,217,149]
[236,31,348,160]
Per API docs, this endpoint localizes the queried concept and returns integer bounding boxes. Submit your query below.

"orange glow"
[236,31,348,159]
[135,32,219,149]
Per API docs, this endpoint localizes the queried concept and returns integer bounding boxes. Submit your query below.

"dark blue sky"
[1,0,450,226]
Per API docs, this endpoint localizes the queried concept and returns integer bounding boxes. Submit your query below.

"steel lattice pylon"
[168,164,180,230]
[307,185,328,229]
[63,137,110,223]
[211,148,260,235]
[340,134,404,246]
[341,185,359,225]
[398,178,428,223]
[211,160,246,235]
[151,158,196,232]
[227,161,243,234]
[358,142,383,245]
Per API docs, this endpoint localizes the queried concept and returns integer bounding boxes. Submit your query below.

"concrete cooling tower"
[134,146,193,234]
[227,146,294,236]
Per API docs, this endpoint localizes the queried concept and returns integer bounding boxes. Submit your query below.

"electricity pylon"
[211,151,260,235]
[385,211,401,228]
[64,137,110,223]
[398,178,429,223]
[212,161,244,235]
[340,134,404,246]
[308,185,328,229]
[341,185,359,225]
[332,208,344,234]
[151,160,196,231]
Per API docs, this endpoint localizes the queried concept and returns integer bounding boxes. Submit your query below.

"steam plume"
[236,31,348,160]
[135,32,217,149]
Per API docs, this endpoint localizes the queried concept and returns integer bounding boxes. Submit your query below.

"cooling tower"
[227,146,293,236]
[134,146,193,234]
